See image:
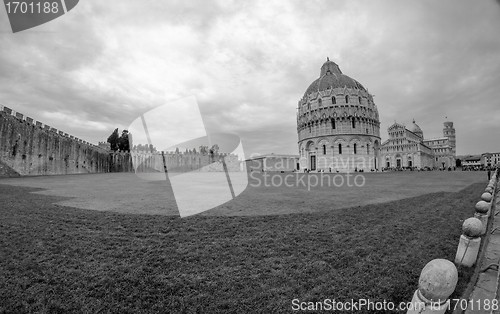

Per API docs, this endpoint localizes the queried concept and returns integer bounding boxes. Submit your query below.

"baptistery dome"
[304,59,367,96]
[296,58,382,172]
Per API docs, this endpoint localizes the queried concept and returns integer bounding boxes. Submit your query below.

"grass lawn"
[0,171,486,216]
[0,176,484,313]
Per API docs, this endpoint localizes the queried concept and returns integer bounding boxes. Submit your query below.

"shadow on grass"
[0,182,483,313]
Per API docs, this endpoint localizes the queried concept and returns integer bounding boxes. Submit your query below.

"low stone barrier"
[406,168,499,314]
[459,168,499,314]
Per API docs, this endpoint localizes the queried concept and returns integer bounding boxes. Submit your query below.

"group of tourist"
[381,166,457,172]
[461,165,496,171]
[289,165,498,174]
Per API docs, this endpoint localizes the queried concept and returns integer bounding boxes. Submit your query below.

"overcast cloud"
[1,0,499,156]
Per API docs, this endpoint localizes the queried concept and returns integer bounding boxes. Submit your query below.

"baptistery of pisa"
[297,59,381,172]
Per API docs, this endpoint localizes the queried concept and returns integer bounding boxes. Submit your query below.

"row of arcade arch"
[299,137,380,171]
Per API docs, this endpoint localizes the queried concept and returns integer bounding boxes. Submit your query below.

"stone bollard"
[485,186,494,194]
[481,192,492,203]
[407,259,458,314]
[455,218,483,267]
[474,201,490,235]
[475,200,491,214]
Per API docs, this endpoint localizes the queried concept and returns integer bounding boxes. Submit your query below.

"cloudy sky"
[1,0,499,157]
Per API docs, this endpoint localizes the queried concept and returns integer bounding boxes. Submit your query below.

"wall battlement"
[0,104,105,151]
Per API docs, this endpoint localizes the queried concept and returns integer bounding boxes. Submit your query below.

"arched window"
[332,96,336,104]
[359,96,362,104]
[309,126,311,133]
[354,143,357,154]
[338,144,342,154]
[352,118,356,128]
[345,95,349,103]
[318,98,322,106]
[323,145,326,155]
[331,119,336,129]
[367,144,370,154]
[308,103,311,110]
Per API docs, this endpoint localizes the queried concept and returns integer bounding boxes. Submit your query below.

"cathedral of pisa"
[296,59,455,172]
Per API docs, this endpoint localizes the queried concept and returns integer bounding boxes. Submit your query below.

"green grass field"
[0,171,486,313]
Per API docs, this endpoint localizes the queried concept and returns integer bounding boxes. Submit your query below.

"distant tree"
[210,144,219,155]
[107,128,119,151]
[118,130,130,152]
[456,159,462,168]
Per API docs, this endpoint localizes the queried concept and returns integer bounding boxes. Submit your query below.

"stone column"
[348,142,353,169]
[329,145,335,171]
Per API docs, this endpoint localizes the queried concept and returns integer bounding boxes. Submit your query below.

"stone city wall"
[0,105,242,177]
[131,150,241,173]
[0,105,112,177]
